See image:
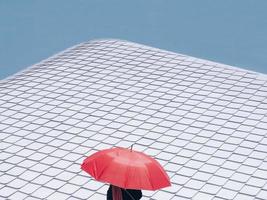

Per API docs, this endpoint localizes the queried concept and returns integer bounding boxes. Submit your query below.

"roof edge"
[1,38,267,83]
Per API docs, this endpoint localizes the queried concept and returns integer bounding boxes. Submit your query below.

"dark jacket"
[107,185,142,200]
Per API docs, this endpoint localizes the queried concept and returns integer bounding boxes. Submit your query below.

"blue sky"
[1,0,267,79]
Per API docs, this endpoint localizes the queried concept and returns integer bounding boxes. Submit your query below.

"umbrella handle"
[130,144,133,152]
[123,189,136,200]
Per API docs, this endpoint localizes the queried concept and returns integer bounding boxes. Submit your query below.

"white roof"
[0,39,267,200]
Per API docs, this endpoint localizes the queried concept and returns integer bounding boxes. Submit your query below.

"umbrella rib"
[124,153,132,188]
[145,164,154,190]
[96,159,112,181]
[137,153,153,190]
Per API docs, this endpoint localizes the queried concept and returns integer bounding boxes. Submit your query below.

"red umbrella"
[81,146,171,190]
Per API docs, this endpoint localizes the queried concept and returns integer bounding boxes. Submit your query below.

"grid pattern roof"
[0,39,267,200]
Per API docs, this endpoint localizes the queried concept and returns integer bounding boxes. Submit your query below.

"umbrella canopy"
[81,147,171,190]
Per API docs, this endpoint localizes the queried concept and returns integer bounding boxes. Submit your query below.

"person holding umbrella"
[81,145,170,200]
[107,184,142,200]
